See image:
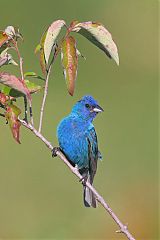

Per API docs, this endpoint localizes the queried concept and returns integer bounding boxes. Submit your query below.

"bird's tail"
[83,176,97,208]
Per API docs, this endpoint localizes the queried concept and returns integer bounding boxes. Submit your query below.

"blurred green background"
[0,0,158,239]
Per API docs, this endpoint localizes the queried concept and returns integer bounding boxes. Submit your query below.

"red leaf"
[0,92,13,105]
[61,36,78,96]
[5,104,21,144]
[0,72,31,101]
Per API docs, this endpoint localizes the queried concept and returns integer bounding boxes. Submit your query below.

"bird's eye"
[85,103,90,108]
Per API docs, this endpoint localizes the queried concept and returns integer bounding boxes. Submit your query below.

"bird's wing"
[87,126,99,184]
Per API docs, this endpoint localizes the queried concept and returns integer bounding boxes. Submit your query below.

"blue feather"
[57,95,103,207]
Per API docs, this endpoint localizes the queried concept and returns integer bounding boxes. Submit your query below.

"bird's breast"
[57,118,89,168]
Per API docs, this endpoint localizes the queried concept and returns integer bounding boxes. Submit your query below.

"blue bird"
[56,95,103,208]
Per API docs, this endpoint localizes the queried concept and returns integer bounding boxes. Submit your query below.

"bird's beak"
[93,105,104,113]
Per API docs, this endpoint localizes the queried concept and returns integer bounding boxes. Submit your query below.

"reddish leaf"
[0,92,12,105]
[72,21,119,65]
[5,104,21,144]
[61,36,78,96]
[0,72,31,101]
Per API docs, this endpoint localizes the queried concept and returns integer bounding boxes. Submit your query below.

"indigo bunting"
[56,95,103,208]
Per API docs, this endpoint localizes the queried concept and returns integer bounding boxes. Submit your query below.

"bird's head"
[71,95,104,121]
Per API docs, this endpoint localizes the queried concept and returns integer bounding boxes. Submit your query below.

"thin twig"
[38,64,52,133]
[38,44,58,133]
[19,118,136,240]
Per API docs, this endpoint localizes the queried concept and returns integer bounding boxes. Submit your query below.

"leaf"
[0,44,8,54]
[24,71,45,80]
[0,72,31,100]
[35,31,47,74]
[25,80,42,94]
[61,36,78,96]
[34,44,41,54]
[44,20,66,64]
[4,26,16,37]
[76,49,86,60]
[0,92,11,105]
[0,31,9,48]
[39,50,46,75]
[72,21,119,65]
[0,49,18,67]
[5,104,21,144]
[5,26,23,41]
[2,80,42,98]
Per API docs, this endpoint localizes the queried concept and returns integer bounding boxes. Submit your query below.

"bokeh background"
[0,0,158,239]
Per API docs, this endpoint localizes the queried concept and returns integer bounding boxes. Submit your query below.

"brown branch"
[19,118,136,240]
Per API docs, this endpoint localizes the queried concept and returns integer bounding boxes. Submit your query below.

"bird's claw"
[52,147,60,157]
[79,176,87,186]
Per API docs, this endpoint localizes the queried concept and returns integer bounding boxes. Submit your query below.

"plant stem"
[19,118,136,240]
[38,64,52,133]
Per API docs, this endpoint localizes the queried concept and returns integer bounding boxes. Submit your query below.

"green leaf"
[35,30,47,75]
[72,21,119,65]
[25,80,42,94]
[5,104,21,144]
[44,19,66,64]
[2,80,42,98]
[24,71,44,81]
[34,44,41,54]
[61,36,78,96]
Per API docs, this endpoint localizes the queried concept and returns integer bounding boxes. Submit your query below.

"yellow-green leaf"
[72,21,119,65]
[61,36,78,96]
[0,31,9,48]
[35,30,47,74]
[5,104,21,144]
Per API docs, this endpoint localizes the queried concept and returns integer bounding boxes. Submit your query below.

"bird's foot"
[79,175,88,186]
[52,147,60,157]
